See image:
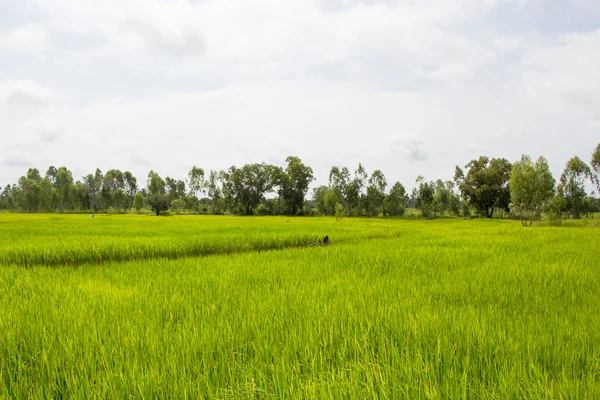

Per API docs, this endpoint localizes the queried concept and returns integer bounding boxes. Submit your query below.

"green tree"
[188,166,205,210]
[206,170,225,214]
[386,181,408,217]
[455,157,512,218]
[347,164,367,216]
[133,192,144,213]
[365,170,387,216]
[276,156,314,216]
[560,156,592,219]
[165,177,186,202]
[329,166,350,212]
[222,163,277,215]
[123,171,138,210]
[509,155,555,226]
[544,184,567,224]
[312,186,330,216]
[147,171,169,216]
[591,143,600,192]
[414,176,435,217]
[83,169,104,212]
[102,169,125,209]
[17,175,40,212]
[55,167,74,212]
[112,188,128,211]
[170,199,186,214]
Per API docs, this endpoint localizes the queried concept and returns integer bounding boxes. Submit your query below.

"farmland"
[1,214,599,398]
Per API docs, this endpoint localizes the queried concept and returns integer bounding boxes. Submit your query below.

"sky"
[0,0,599,192]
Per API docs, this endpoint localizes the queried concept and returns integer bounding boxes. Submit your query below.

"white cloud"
[0,80,52,107]
[0,0,599,191]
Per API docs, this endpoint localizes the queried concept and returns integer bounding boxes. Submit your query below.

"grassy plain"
[0,214,599,398]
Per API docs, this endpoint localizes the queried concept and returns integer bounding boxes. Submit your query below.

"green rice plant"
[0,215,599,398]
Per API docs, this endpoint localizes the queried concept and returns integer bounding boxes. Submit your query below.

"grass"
[0,214,599,398]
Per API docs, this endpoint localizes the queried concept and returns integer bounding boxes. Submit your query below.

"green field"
[1,214,599,398]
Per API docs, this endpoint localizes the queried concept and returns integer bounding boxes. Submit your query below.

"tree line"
[1,146,599,222]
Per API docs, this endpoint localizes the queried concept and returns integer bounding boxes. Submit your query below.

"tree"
[365,170,387,216]
[17,175,40,212]
[329,166,350,212]
[165,177,186,202]
[206,170,225,214]
[455,157,512,218]
[312,186,331,216]
[276,156,314,215]
[188,166,205,210]
[45,166,58,183]
[123,171,138,210]
[102,169,125,209]
[509,155,555,226]
[544,184,567,224]
[347,164,367,216]
[560,156,592,219]
[591,143,600,192]
[112,188,128,211]
[133,192,144,213]
[414,176,435,217]
[386,182,408,217]
[170,199,186,214]
[222,163,277,215]
[83,169,104,212]
[55,167,74,212]
[146,171,169,216]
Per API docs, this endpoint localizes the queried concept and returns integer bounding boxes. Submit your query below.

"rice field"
[1,214,599,398]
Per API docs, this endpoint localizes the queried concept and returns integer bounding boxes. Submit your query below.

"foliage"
[385,182,408,217]
[223,163,277,215]
[591,143,600,192]
[413,176,435,217]
[455,156,512,218]
[170,199,186,214]
[133,193,144,213]
[509,155,555,226]
[146,171,169,216]
[276,156,314,216]
[560,156,592,219]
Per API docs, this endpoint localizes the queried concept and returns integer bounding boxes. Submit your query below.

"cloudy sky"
[1,0,598,191]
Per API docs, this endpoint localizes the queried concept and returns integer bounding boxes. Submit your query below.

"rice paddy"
[1,213,599,398]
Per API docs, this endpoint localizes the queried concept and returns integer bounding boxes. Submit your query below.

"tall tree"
[146,171,169,216]
[223,163,277,215]
[455,156,512,218]
[84,169,104,212]
[45,166,58,184]
[365,169,387,216]
[205,170,226,214]
[55,167,74,212]
[164,177,186,202]
[591,143,600,192]
[560,156,591,219]
[123,171,138,210]
[276,156,314,216]
[414,176,435,217]
[386,182,408,217]
[188,166,205,210]
[509,155,555,226]
[347,164,367,216]
[328,166,350,212]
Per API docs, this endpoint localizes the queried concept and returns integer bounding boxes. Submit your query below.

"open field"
[1,214,599,398]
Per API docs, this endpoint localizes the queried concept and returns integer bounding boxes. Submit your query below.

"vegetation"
[0,214,599,398]
[1,146,599,221]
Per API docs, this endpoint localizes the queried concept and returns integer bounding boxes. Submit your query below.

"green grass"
[1,214,599,398]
